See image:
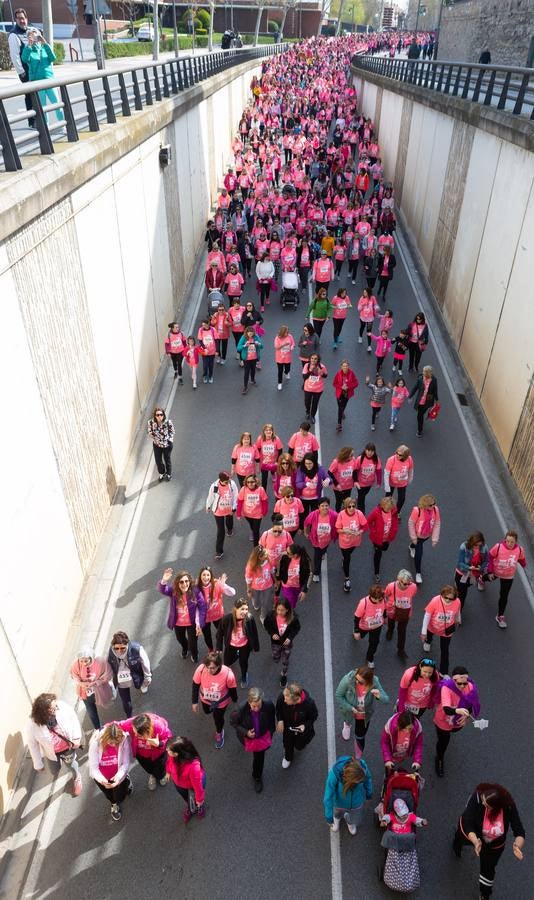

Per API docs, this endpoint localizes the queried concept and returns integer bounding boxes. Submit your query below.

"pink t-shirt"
[255,436,283,470]
[274,335,295,364]
[214,482,233,517]
[391,386,410,409]
[285,557,301,588]
[354,683,367,720]
[355,456,380,487]
[99,743,119,780]
[331,295,351,319]
[386,455,413,487]
[387,812,418,834]
[385,581,417,616]
[400,669,434,710]
[274,498,303,533]
[355,596,385,631]
[259,529,292,566]
[329,457,357,491]
[289,432,319,463]
[232,444,257,477]
[245,560,273,591]
[425,596,460,636]
[303,364,327,393]
[335,509,367,549]
[230,620,248,648]
[176,599,191,627]
[202,581,225,623]
[482,809,505,842]
[314,514,333,549]
[433,683,472,731]
[300,473,320,500]
[48,728,70,754]
[240,487,266,519]
[194,664,236,707]
[276,615,288,636]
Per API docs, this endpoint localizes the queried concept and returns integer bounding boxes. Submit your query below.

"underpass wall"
[353,68,534,518]
[0,59,261,815]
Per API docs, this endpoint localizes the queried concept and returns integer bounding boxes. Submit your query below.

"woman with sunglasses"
[433,665,481,776]
[274,486,304,536]
[328,446,358,512]
[384,570,417,660]
[397,658,440,718]
[216,597,260,689]
[254,423,284,490]
[107,631,152,717]
[383,444,413,517]
[147,407,175,482]
[273,453,297,499]
[236,473,269,545]
[192,651,238,750]
[408,493,441,585]
[245,545,276,624]
[336,665,389,753]
[421,584,461,675]
[335,497,368,593]
[157,569,207,663]
[231,432,259,487]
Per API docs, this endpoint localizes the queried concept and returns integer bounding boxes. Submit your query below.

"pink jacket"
[71,656,114,705]
[166,756,205,804]
[304,508,338,548]
[118,714,172,759]
[408,505,441,543]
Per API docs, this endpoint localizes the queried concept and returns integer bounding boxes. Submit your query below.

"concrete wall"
[0,59,261,816]
[353,69,534,518]
[437,0,534,68]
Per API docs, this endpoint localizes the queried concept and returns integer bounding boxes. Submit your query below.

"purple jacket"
[158,582,207,630]
[380,713,423,766]
[295,465,329,500]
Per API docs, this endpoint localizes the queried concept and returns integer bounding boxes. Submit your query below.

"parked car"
[137,23,154,41]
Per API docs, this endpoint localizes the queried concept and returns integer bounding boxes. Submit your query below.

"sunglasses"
[347,503,356,508]
[454,680,468,687]
[178,578,190,584]
[155,413,164,418]
[420,658,436,667]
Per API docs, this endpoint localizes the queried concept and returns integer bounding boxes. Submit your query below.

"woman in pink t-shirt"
[237,474,269,545]
[273,453,298,500]
[89,723,132,821]
[302,353,328,424]
[255,424,283,490]
[408,493,441,584]
[304,497,338,582]
[119,712,172,789]
[166,736,207,823]
[397,658,440,718]
[196,567,236,650]
[488,529,527,629]
[328,445,358,512]
[335,497,368,593]
[245,545,275,623]
[421,585,461,674]
[231,432,259,487]
[353,584,386,668]
[274,485,304,535]
[383,445,413,516]
[192,651,238,750]
[384,570,417,659]
[354,443,382,514]
[274,325,295,389]
[331,288,352,348]
[288,421,320,464]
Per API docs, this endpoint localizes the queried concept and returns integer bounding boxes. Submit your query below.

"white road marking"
[315,410,343,900]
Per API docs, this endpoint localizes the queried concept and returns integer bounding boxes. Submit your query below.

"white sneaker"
[331,817,341,832]
[415,573,423,584]
[477,578,485,592]
[409,544,416,559]
[159,774,170,786]
[358,336,363,344]
[342,721,351,741]
[496,615,507,629]
[352,280,356,285]
[312,574,320,583]
[367,346,371,353]
[147,775,157,791]
[347,823,357,835]
[423,641,431,652]
[389,424,394,431]
[367,660,375,669]
[282,758,291,769]
[285,372,291,380]
[277,384,282,391]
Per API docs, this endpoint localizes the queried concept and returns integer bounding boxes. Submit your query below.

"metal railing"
[0,44,288,173]
[352,54,534,121]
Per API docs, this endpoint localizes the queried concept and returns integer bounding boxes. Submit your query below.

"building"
[381,4,400,29]
[436,0,534,67]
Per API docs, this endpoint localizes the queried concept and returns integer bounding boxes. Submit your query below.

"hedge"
[53,42,65,63]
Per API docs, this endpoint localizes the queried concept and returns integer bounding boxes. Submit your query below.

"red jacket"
[366,505,399,546]
[205,269,225,292]
[332,369,359,400]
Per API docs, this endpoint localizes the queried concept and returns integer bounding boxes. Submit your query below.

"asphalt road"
[10,232,534,900]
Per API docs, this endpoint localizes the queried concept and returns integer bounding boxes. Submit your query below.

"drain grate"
[457,393,469,407]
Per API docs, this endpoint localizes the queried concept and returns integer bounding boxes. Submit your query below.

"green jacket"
[335,670,389,725]
[21,42,56,81]
[308,296,333,320]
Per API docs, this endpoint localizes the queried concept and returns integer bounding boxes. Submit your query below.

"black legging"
[260,469,271,490]
[334,489,352,512]
[385,485,406,514]
[312,318,326,337]
[373,541,390,575]
[301,497,319,521]
[356,485,371,513]
[202,355,215,378]
[201,699,226,733]
[408,342,423,371]
[223,643,251,679]
[282,727,312,762]
[174,625,198,661]
[416,402,432,435]
[243,359,257,388]
[435,724,462,761]
[245,516,261,545]
[215,338,228,360]
[386,614,409,652]
[170,354,183,376]
[359,320,372,346]
[259,282,271,305]
[312,545,328,576]
[349,259,359,280]
[96,774,131,805]
[334,259,344,276]
[453,826,505,900]
[135,752,167,780]
[277,362,291,384]
[304,390,322,419]
[426,630,452,674]
[333,318,345,342]
[341,547,355,577]
[337,393,349,426]
[497,578,513,615]
[377,275,391,298]
[214,514,233,556]
[354,718,370,751]
[361,626,382,663]
[153,443,173,476]
[201,617,221,651]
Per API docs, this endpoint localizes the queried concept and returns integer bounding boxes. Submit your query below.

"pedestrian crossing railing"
[0,44,289,172]
[352,54,534,121]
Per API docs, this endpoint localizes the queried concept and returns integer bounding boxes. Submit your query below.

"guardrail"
[352,54,534,121]
[0,44,288,172]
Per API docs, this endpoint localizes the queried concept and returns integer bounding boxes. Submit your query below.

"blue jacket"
[456,541,489,577]
[323,755,373,823]
[236,334,263,361]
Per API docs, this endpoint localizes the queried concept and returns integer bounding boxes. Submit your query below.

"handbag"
[441,600,456,637]
[427,402,441,420]
[244,731,272,752]
[49,727,80,763]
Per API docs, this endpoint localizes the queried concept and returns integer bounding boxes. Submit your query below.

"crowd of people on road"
[27,34,527,898]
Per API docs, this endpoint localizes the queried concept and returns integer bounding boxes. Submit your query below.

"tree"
[118,0,139,37]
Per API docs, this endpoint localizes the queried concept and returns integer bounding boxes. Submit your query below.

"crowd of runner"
[26,36,526,898]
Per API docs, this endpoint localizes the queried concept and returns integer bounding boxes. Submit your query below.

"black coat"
[460,790,524,842]
[378,253,396,281]
[216,613,260,652]
[231,699,276,744]
[263,610,301,642]
[241,309,264,329]
[275,690,318,743]
[277,553,310,592]
[363,255,379,279]
[409,374,438,409]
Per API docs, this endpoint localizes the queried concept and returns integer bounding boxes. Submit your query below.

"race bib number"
[395,597,411,609]
[203,689,221,702]
[118,670,132,685]
[405,703,420,715]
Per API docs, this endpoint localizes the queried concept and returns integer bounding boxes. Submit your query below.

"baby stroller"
[280,270,300,309]
[376,770,423,893]
[207,289,224,317]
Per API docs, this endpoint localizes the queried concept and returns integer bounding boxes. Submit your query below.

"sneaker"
[193,383,197,389]
[371,424,376,431]
[352,279,356,285]
[203,376,208,384]
[331,817,341,831]
[409,544,416,558]
[183,807,193,824]
[337,338,343,344]
[374,573,381,583]
[347,823,357,835]
[208,377,213,384]
[260,305,265,312]
[342,722,351,741]
[215,552,224,560]
[158,474,165,482]
[415,573,423,584]
[398,369,403,376]
[111,803,122,821]
[72,775,83,796]
[254,778,263,793]
[358,336,363,344]
[220,359,226,366]
[147,775,157,791]
[367,660,375,669]
[127,779,133,795]
[312,574,320,583]
[496,615,507,629]
[181,649,188,658]
[282,757,291,769]
[477,578,485,592]
[310,416,315,424]
[166,473,172,481]
[197,803,206,818]
[280,674,288,688]
[240,673,249,689]
[235,353,240,361]
[423,641,431,652]
[159,774,170,785]
[190,655,198,663]
[277,384,282,391]
[174,371,178,379]
[215,730,225,750]
[343,578,351,593]
[242,387,248,395]
[284,372,291,380]
[367,346,371,353]
[226,529,233,537]
[336,423,342,432]
[389,424,395,431]
[332,342,338,351]
[178,377,183,385]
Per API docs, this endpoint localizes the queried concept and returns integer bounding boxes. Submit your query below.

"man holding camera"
[8,8,34,127]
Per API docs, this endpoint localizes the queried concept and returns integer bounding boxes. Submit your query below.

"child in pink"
[390,377,410,431]
[381,798,427,833]
[182,337,202,389]
[371,330,392,373]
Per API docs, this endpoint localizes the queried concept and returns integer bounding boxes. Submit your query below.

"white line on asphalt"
[315,410,343,900]
[395,233,533,609]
